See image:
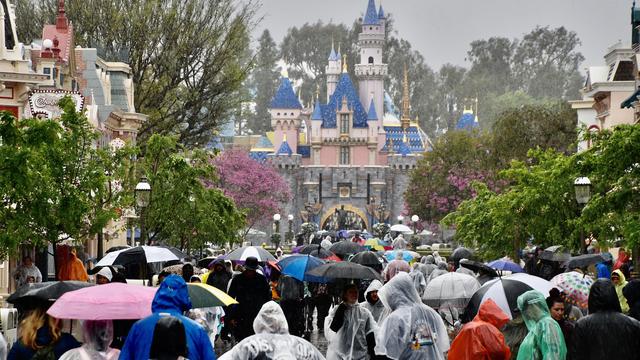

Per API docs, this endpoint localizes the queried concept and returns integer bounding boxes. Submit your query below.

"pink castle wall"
[320,146,337,165]
[352,146,369,165]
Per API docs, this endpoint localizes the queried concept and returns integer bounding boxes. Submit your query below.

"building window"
[340,146,350,165]
[43,68,51,75]
[340,114,349,135]
[368,56,374,64]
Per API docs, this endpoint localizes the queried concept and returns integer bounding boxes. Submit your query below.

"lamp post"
[273,213,281,248]
[397,215,404,225]
[287,214,294,245]
[135,177,151,245]
[574,177,592,254]
[411,214,420,234]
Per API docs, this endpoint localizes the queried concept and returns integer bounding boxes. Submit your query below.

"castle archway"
[321,204,369,231]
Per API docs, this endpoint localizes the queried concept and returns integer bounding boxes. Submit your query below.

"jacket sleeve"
[196,327,217,360]
[119,323,141,360]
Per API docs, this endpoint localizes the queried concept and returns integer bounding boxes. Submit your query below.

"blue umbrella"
[277,255,327,282]
[487,259,524,273]
[384,250,415,262]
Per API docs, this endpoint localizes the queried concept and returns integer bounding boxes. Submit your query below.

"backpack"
[31,345,56,360]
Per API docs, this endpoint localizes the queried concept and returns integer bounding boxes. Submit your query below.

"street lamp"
[287,214,294,245]
[574,177,592,253]
[135,177,151,245]
[411,214,420,234]
[397,215,404,224]
[273,213,281,247]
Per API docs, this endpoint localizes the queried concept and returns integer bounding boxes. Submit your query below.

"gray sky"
[256,0,632,72]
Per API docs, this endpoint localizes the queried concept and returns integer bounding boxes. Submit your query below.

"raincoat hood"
[423,255,435,264]
[517,290,550,331]
[253,301,288,335]
[379,272,421,311]
[437,262,448,270]
[589,279,622,313]
[623,279,640,304]
[82,320,114,352]
[151,274,192,314]
[613,269,627,284]
[365,279,383,296]
[476,299,509,329]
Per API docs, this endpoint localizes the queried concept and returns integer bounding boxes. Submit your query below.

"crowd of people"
[3,237,640,360]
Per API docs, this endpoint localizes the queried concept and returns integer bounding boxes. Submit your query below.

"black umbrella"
[329,241,365,256]
[105,245,130,254]
[459,259,498,278]
[306,262,383,281]
[7,281,95,307]
[197,257,217,268]
[567,254,606,269]
[539,245,571,262]
[299,245,334,259]
[451,247,474,264]
[349,251,385,267]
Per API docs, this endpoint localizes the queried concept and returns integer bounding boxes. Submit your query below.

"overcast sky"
[256,0,632,72]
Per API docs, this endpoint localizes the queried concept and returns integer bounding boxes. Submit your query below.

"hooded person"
[623,279,640,321]
[275,247,284,260]
[58,248,89,282]
[448,299,511,360]
[392,234,408,250]
[595,252,612,279]
[325,283,377,360]
[95,267,113,285]
[375,272,450,360]
[428,262,449,283]
[205,258,232,292]
[219,301,325,360]
[570,279,640,359]
[119,275,215,360]
[359,280,388,323]
[410,270,427,298]
[611,269,629,313]
[432,251,443,264]
[516,290,566,360]
[384,252,411,282]
[59,320,120,360]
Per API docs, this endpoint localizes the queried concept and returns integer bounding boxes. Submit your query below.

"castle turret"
[270,75,302,153]
[355,0,387,127]
[326,39,342,101]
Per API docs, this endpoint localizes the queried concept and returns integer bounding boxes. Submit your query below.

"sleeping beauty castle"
[249,0,433,233]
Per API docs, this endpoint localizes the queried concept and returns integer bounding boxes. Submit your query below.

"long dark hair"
[150,316,188,360]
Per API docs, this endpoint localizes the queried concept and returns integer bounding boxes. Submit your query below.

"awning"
[621,88,640,108]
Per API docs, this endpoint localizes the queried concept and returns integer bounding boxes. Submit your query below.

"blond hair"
[19,308,61,349]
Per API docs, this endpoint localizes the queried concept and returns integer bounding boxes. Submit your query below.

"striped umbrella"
[226,246,276,262]
[187,283,238,308]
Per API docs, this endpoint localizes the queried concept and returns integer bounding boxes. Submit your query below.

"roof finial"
[401,63,411,130]
[283,133,287,142]
[56,0,69,30]
[315,84,320,101]
[342,54,348,73]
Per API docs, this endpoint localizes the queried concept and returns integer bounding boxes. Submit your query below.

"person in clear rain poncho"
[375,272,450,360]
[219,301,325,360]
[428,262,449,283]
[325,283,377,360]
[516,290,566,360]
[409,271,427,298]
[59,320,120,360]
[359,280,388,323]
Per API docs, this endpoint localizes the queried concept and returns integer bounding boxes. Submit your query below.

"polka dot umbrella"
[550,271,594,309]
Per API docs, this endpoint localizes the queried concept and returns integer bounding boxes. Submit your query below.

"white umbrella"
[96,246,179,266]
[389,224,412,233]
[423,272,480,310]
[226,246,276,262]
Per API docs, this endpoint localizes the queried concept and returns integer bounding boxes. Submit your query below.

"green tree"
[16,0,257,147]
[248,30,280,135]
[0,99,131,265]
[139,135,245,251]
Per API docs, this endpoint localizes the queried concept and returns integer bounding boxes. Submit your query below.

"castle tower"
[355,0,388,121]
[401,64,411,130]
[326,39,342,101]
[270,74,302,153]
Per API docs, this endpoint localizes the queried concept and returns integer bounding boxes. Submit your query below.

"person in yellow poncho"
[58,248,89,281]
[611,269,629,313]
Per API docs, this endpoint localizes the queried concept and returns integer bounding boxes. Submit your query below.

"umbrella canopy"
[226,246,276,262]
[459,259,498,278]
[47,283,157,320]
[567,254,606,269]
[463,274,553,321]
[105,245,130,254]
[297,244,335,259]
[384,250,418,262]
[162,264,202,276]
[451,247,474,263]
[487,259,524,273]
[423,272,480,310]
[550,271,594,309]
[306,262,382,281]
[277,255,326,282]
[540,245,571,262]
[363,238,385,251]
[96,246,179,266]
[156,246,187,260]
[197,257,217,269]
[389,224,412,233]
[349,251,385,267]
[187,283,238,308]
[7,281,95,307]
[329,241,365,256]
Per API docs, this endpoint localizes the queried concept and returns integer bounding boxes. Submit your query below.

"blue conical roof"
[378,5,385,18]
[252,135,273,150]
[270,77,302,109]
[321,73,368,128]
[398,139,412,157]
[328,47,339,61]
[311,99,324,120]
[455,111,479,130]
[276,138,293,156]
[363,0,379,25]
[367,99,378,121]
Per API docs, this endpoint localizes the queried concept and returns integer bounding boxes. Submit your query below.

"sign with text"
[27,90,84,119]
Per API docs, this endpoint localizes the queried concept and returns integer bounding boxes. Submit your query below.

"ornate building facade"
[250,0,431,234]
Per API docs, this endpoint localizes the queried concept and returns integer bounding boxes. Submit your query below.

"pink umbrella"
[47,282,158,320]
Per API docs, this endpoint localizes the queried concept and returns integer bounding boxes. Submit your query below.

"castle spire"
[401,63,411,130]
[342,54,348,73]
[56,0,69,30]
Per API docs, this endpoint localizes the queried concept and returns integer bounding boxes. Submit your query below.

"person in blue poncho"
[119,274,216,360]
